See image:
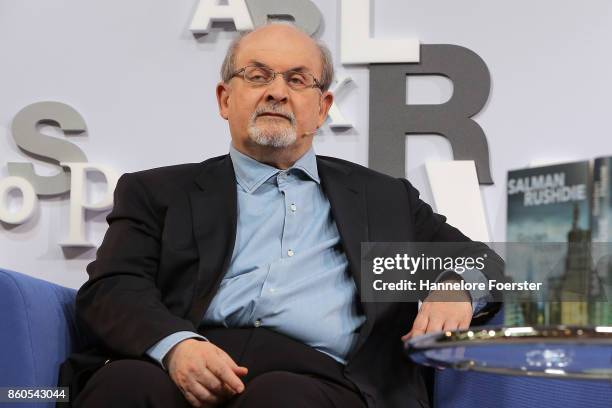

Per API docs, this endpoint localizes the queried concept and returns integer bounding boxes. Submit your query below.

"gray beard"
[247,109,297,148]
[247,124,297,148]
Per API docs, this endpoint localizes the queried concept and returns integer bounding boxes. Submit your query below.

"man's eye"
[246,68,271,82]
[288,75,306,85]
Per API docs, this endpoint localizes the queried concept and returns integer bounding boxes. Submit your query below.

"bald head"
[242,22,316,46]
[220,23,334,91]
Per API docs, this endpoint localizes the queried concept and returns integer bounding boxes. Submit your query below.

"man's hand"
[401,288,473,342]
[165,338,248,407]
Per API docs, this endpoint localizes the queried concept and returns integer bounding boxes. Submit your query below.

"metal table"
[406,326,612,380]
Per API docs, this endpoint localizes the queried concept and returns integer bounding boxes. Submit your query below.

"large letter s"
[8,101,88,195]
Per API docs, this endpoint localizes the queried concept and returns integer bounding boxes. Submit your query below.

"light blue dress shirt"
[146,146,492,368]
[147,145,365,366]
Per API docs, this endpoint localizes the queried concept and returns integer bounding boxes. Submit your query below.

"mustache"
[252,105,296,125]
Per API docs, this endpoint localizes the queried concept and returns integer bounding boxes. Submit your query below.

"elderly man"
[63,23,502,408]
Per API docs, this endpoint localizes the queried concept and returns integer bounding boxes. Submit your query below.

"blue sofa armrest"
[0,268,81,391]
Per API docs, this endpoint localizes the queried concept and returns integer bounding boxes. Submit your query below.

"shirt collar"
[229,144,320,193]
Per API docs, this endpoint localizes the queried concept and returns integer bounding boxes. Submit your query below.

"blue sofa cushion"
[0,269,80,389]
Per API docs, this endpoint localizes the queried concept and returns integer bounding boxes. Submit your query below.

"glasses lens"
[244,66,274,84]
[284,71,313,89]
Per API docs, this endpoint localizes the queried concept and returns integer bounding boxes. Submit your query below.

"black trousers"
[74,327,367,408]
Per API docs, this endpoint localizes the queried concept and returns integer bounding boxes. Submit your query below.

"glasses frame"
[231,65,323,91]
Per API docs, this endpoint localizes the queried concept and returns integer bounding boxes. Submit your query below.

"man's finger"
[198,369,230,397]
[402,312,429,341]
[218,350,249,376]
[207,358,245,393]
[459,315,472,330]
[425,317,444,334]
[412,311,429,332]
[187,380,222,405]
[442,320,460,332]
[182,390,203,408]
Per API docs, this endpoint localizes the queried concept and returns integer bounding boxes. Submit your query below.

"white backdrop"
[1,0,611,288]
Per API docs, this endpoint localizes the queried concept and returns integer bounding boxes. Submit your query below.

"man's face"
[217,25,333,156]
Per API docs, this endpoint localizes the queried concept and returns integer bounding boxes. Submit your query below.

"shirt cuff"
[145,331,207,370]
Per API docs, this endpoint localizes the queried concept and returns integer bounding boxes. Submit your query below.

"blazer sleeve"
[75,173,196,357]
[400,178,505,317]
[401,177,471,242]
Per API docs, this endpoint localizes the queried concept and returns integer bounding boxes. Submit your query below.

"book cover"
[505,161,591,325]
[591,156,612,324]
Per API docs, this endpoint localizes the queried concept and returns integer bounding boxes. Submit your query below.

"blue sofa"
[0,269,83,408]
[1,268,610,407]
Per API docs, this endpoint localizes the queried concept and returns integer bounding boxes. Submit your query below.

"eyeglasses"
[231,65,322,91]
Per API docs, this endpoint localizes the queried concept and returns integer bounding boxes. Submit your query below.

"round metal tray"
[405,325,612,380]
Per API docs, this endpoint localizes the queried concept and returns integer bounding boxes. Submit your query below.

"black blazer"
[66,154,503,408]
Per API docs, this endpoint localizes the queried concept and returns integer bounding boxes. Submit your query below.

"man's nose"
[263,75,289,104]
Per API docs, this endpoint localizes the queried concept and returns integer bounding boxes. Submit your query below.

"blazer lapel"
[187,156,238,325]
[317,158,377,358]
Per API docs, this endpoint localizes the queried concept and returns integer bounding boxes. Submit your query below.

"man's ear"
[317,91,334,127]
[216,82,231,120]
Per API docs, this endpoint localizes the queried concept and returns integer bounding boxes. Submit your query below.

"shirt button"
[287,249,294,257]
[290,203,297,212]
[269,288,276,293]
[254,319,262,327]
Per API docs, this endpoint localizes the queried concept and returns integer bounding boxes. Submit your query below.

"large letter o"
[0,177,38,224]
